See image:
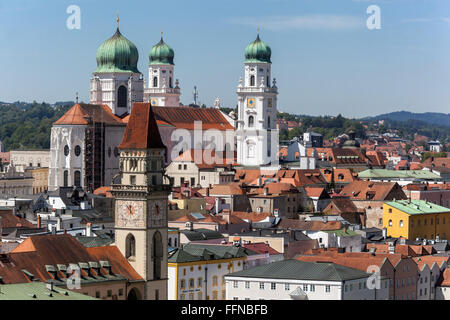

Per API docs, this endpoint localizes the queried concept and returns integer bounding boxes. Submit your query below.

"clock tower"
[111,102,170,300]
[236,32,279,167]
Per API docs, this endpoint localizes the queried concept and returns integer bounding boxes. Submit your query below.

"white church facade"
[49,21,280,191]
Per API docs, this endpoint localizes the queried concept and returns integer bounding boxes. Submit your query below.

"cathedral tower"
[144,34,181,107]
[236,32,279,166]
[90,18,144,116]
[111,103,170,300]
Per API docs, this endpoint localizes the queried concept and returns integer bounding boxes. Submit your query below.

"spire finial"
[116,11,120,29]
[76,92,79,104]
[257,26,260,35]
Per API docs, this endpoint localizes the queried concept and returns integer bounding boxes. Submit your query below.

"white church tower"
[236,32,279,167]
[144,33,181,107]
[90,17,144,116]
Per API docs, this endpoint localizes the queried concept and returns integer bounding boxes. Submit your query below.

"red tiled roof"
[1,234,143,284]
[277,218,342,231]
[339,181,406,201]
[118,103,165,149]
[93,186,113,198]
[0,209,35,229]
[304,187,329,199]
[198,183,244,196]
[242,242,280,255]
[323,198,361,214]
[320,168,358,184]
[152,106,234,131]
[54,103,124,126]
[232,211,272,222]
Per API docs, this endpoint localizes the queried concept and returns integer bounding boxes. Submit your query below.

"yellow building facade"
[383,200,450,241]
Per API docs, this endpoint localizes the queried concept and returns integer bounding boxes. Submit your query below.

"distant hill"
[363,111,450,127]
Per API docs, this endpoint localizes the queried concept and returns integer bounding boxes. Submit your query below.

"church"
[48,20,279,192]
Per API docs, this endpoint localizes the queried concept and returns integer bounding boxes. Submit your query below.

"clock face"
[151,98,158,106]
[117,201,144,228]
[247,98,255,108]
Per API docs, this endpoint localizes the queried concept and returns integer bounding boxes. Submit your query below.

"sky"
[0,0,449,118]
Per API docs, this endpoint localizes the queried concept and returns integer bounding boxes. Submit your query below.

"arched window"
[153,76,158,87]
[168,238,172,247]
[63,170,69,187]
[125,234,136,259]
[74,170,81,187]
[118,85,127,109]
[74,145,81,157]
[64,145,70,157]
[267,76,270,87]
[267,116,271,128]
[399,220,404,228]
[388,220,392,227]
[153,231,163,280]
[169,77,173,88]
[248,116,254,127]
[250,75,255,86]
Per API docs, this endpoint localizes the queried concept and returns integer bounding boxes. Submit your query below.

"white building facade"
[236,33,279,167]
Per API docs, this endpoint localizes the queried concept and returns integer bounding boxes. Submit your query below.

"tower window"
[248,116,254,127]
[153,76,158,87]
[125,234,136,259]
[250,75,255,86]
[63,170,69,187]
[64,145,70,157]
[74,170,81,187]
[267,76,270,87]
[268,116,271,128]
[117,85,127,109]
[130,175,136,185]
[169,77,173,88]
[153,231,163,280]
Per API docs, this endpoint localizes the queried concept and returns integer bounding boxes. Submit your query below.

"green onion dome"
[149,36,174,65]
[95,27,140,73]
[245,34,271,63]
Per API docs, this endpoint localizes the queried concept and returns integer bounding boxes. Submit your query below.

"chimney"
[264,187,269,196]
[206,187,210,197]
[222,210,231,224]
[37,215,41,229]
[289,230,296,241]
[46,280,55,292]
[56,217,62,231]
[86,222,92,237]
[382,228,387,240]
[257,177,262,186]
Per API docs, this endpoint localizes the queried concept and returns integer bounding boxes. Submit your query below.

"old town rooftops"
[0,234,143,284]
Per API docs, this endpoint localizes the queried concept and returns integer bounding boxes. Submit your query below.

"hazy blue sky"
[0,0,449,117]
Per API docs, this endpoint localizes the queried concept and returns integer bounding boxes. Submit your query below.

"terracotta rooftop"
[0,234,143,284]
[277,218,342,231]
[323,198,361,215]
[304,187,329,199]
[198,183,244,196]
[339,181,406,201]
[0,209,35,229]
[118,103,165,150]
[232,211,273,223]
[152,106,234,131]
[53,103,124,126]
